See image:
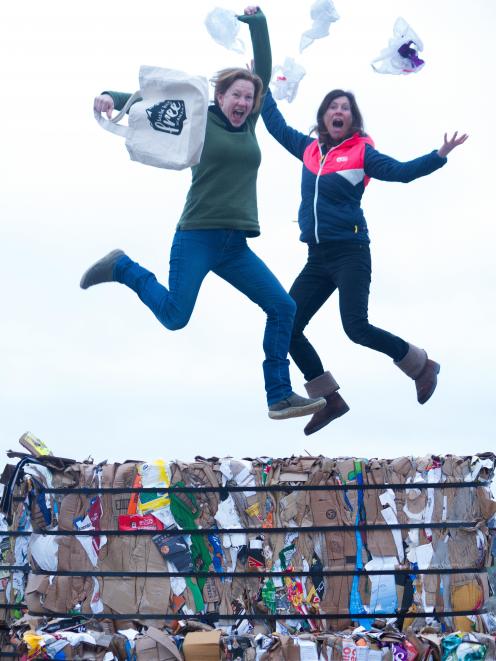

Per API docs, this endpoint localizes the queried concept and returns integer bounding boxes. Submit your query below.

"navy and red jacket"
[261,89,447,245]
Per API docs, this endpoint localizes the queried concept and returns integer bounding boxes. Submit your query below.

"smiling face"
[217,79,255,128]
[323,95,354,143]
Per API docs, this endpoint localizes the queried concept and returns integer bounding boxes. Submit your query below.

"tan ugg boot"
[303,371,350,436]
[395,343,440,404]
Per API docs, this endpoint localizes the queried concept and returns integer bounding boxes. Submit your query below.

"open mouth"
[332,118,344,128]
[233,110,245,120]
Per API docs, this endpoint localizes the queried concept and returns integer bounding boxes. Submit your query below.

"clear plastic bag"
[300,0,340,53]
[371,17,425,75]
[271,57,306,103]
[205,7,245,54]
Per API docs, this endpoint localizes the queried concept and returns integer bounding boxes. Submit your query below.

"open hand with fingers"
[438,131,468,158]
[243,6,260,15]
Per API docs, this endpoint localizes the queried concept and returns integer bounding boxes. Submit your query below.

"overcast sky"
[1,0,494,467]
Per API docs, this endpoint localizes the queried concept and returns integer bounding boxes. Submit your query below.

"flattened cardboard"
[135,626,182,661]
[183,630,221,660]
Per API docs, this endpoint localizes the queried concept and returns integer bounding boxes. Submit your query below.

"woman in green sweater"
[81,6,325,421]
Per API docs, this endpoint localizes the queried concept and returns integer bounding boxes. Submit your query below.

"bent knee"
[282,295,298,318]
[266,294,296,320]
[343,320,369,345]
[165,318,189,331]
[156,298,194,331]
[159,308,192,331]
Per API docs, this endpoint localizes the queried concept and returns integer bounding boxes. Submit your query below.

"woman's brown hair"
[211,68,264,114]
[314,89,365,147]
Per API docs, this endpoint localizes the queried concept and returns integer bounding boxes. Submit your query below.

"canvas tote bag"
[95,65,208,170]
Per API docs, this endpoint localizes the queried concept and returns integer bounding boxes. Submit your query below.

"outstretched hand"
[437,131,468,158]
[243,6,260,15]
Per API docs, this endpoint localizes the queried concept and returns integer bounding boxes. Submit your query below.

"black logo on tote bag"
[146,100,186,135]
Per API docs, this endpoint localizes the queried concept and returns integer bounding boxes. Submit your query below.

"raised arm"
[364,131,468,183]
[237,7,271,93]
[364,145,447,183]
[261,88,311,160]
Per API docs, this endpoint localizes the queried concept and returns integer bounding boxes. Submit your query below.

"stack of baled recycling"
[1,440,495,659]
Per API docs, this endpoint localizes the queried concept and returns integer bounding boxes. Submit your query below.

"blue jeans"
[289,241,409,382]
[114,229,296,405]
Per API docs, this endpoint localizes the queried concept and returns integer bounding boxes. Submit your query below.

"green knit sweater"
[106,11,271,237]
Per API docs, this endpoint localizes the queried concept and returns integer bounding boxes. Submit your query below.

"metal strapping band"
[3,522,493,536]
[20,481,491,494]
[20,567,490,578]
[24,609,487,620]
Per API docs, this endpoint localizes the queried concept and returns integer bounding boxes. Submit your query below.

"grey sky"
[1,0,494,465]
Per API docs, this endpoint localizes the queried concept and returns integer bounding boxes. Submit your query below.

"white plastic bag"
[29,533,58,572]
[371,17,425,75]
[300,0,340,53]
[94,66,208,170]
[271,58,306,103]
[205,7,245,53]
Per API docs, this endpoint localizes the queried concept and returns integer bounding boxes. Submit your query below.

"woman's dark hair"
[313,89,364,147]
[211,68,264,114]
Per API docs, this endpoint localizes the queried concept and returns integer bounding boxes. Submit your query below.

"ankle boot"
[303,371,350,436]
[395,343,440,405]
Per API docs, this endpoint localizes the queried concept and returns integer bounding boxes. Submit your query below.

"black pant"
[289,241,409,382]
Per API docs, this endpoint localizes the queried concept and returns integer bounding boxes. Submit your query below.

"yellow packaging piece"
[452,581,484,632]
[23,632,45,656]
[245,502,260,518]
[138,460,171,513]
[306,585,321,606]
[19,431,53,457]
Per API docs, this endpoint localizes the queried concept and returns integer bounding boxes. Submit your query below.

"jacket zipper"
[313,135,356,244]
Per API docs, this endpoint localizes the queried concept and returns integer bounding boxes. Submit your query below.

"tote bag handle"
[93,90,142,137]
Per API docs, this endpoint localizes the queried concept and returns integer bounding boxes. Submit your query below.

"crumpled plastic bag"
[214,494,246,548]
[300,0,340,53]
[371,17,425,75]
[30,532,59,571]
[205,7,245,54]
[271,57,306,103]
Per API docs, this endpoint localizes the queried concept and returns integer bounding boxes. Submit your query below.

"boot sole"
[418,362,441,405]
[304,403,350,436]
[268,399,326,420]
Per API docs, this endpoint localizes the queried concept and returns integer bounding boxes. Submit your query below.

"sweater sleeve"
[102,91,138,112]
[261,88,311,160]
[364,144,447,183]
[237,10,271,92]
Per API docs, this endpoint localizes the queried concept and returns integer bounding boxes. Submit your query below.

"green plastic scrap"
[261,578,276,614]
[169,481,214,611]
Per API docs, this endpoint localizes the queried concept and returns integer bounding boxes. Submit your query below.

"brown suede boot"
[395,343,440,405]
[303,371,350,436]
